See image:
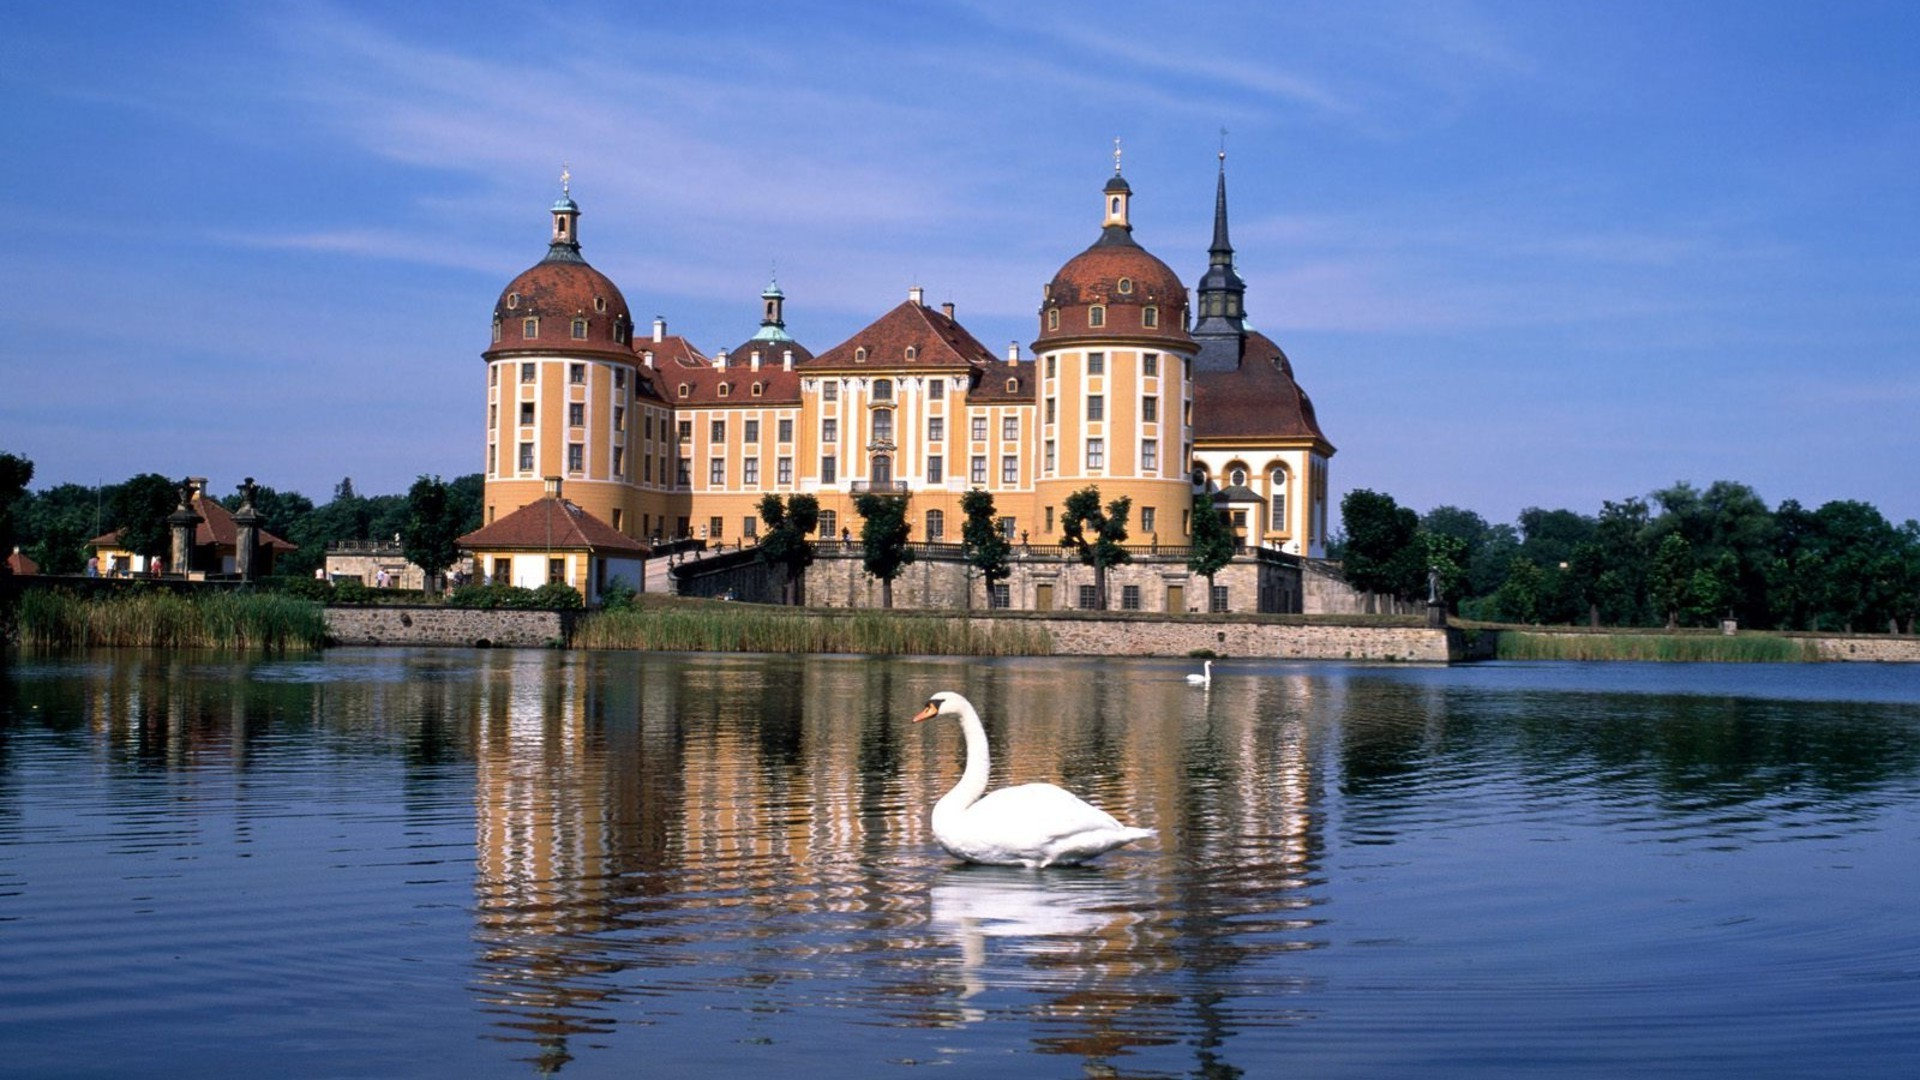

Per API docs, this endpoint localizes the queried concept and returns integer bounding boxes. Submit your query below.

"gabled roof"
[1191,330,1334,451]
[88,493,296,552]
[457,497,648,555]
[809,299,1000,372]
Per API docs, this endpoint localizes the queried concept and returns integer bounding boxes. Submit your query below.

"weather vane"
[560,163,572,197]
[1113,137,1123,175]
[1219,126,1229,161]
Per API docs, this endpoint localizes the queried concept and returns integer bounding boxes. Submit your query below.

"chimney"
[652,317,666,343]
[544,476,562,499]
[1006,341,1020,363]
[940,301,955,320]
[908,285,924,306]
[782,349,793,372]
[714,348,729,371]
[750,349,761,372]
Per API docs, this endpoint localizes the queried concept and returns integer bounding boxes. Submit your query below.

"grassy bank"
[15,588,328,652]
[1494,629,1823,662]
[576,603,1053,656]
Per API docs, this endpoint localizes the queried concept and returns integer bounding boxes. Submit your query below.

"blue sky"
[3,1,1915,527]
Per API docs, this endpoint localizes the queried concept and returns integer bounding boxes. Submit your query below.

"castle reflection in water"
[65,648,1334,1073]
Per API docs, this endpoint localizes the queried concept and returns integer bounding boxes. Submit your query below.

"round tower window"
[1117,278,1133,295]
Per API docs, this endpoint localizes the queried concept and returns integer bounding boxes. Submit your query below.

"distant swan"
[913,691,1155,868]
[1186,660,1213,686]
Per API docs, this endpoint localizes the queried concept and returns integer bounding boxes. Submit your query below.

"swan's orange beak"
[912,701,939,724]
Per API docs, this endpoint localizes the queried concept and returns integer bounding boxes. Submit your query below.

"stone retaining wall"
[325,606,575,648]
[1033,616,1455,661]
[1807,636,1920,662]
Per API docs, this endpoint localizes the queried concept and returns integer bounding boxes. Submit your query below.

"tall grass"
[1495,630,1821,662]
[576,606,1053,656]
[17,589,328,652]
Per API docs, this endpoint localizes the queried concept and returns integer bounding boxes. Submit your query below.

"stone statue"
[237,477,258,511]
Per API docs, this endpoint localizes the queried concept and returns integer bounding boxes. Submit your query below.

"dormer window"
[1087,306,1105,328]
[571,318,589,340]
[1117,277,1134,295]
[751,382,763,397]
[1046,308,1060,331]
[1143,306,1159,328]
[1006,377,1019,392]
[678,383,690,398]
[523,317,539,339]
[855,346,869,363]
[718,383,731,398]
[506,292,520,309]
[491,318,502,343]
[593,296,607,313]
[904,345,918,362]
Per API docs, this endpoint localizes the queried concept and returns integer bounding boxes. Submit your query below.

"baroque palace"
[469,154,1335,611]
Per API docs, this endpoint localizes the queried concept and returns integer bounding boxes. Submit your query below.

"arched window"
[855,346,869,362]
[1142,306,1159,328]
[1047,308,1059,330]
[1229,467,1248,487]
[904,345,918,361]
[925,509,945,541]
[1269,468,1290,531]
[871,454,893,485]
[1088,305,1106,328]
[873,378,893,402]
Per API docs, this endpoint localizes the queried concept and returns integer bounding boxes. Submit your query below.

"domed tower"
[482,174,655,539]
[1031,153,1197,548]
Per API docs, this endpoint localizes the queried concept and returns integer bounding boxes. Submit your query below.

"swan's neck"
[935,702,993,819]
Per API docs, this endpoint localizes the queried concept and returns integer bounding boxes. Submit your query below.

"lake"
[3,649,1917,1078]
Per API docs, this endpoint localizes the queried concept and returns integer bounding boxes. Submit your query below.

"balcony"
[848,480,910,495]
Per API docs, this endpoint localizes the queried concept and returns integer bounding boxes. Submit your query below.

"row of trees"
[1339,481,1920,633]
[754,484,1242,609]
[2,462,483,587]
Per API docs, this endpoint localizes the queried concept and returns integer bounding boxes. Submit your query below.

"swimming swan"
[1186,660,1212,686]
[913,691,1155,868]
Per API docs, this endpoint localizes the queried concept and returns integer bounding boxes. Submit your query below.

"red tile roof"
[1192,331,1334,449]
[810,299,1000,371]
[457,497,648,555]
[88,494,296,552]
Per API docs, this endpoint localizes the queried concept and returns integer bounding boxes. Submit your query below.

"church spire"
[1192,148,1248,365]
[544,164,585,264]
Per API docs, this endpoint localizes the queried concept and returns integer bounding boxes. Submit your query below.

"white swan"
[913,691,1155,868]
[1185,659,1212,686]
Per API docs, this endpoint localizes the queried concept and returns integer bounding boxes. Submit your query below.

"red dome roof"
[485,195,637,361]
[1035,174,1193,349]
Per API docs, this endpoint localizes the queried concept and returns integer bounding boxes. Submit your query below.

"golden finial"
[560,163,572,197]
[1113,137,1123,175]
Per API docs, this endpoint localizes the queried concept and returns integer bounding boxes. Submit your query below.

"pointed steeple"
[1192,149,1248,369]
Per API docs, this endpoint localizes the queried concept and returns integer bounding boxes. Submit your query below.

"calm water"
[3,650,1918,1079]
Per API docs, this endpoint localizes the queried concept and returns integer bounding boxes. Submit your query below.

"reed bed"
[1495,630,1821,663]
[576,606,1053,656]
[16,588,328,652]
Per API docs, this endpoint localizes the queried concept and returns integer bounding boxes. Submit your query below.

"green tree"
[1649,533,1694,629]
[1340,489,1423,599]
[402,475,465,594]
[108,473,182,562]
[1186,492,1236,600]
[1421,531,1469,610]
[1650,480,1775,626]
[855,493,914,608]
[959,488,1011,604]
[757,493,820,605]
[1060,486,1131,610]
[1491,554,1546,624]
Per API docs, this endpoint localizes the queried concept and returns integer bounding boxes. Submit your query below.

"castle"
[467,153,1335,611]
